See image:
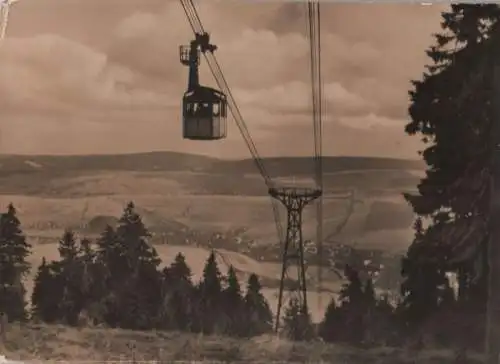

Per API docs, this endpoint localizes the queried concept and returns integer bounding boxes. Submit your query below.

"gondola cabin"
[182,86,227,140]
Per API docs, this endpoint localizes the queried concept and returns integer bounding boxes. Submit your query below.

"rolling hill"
[0,151,425,319]
[0,152,424,255]
[0,152,423,175]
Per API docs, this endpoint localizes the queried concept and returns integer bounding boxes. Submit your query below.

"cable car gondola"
[179,33,227,140]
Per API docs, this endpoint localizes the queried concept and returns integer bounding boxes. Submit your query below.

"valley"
[0,152,424,321]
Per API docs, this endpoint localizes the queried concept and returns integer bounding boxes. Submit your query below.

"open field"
[10,192,415,253]
[0,324,483,363]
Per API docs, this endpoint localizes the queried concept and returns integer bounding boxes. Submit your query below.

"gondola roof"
[183,86,226,100]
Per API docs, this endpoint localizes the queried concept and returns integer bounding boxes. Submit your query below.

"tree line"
[29,202,273,337]
[0,200,469,350]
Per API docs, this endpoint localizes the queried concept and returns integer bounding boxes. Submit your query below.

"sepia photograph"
[0,0,498,363]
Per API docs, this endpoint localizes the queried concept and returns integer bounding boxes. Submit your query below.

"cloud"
[233,81,373,119]
[106,3,384,120]
[105,1,423,126]
[338,113,407,130]
[0,1,446,157]
[0,34,176,115]
[107,4,310,90]
[256,119,422,160]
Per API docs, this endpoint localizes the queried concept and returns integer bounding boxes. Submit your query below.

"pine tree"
[221,265,244,336]
[95,225,121,273]
[77,237,102,324]
[56,230,85,325]
[160,253,195,331]
[116,202,160,274]
[197,250,223,334]
[243,273,273,336]
[168,253,193,285]
[93,225,121,327]
[31,258,63,323]
[0,203,31,321]
[404,4,500,339]
[113,202,162,330]
[200,251,222,294]
[58,230,79,262]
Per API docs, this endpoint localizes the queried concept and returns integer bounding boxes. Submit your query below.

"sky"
[0,0,447,159]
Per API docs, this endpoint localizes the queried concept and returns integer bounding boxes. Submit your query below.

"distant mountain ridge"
[0,151,422,291]
[0,152,425,176]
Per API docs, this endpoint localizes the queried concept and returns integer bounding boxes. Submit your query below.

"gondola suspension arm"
[179,0,285,245]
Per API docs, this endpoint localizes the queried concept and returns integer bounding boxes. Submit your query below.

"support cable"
[180,0,285,253]
[306,0,325,315]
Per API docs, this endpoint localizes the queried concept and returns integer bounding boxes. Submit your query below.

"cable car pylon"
[179,0,324,335]
[271,186,321,333]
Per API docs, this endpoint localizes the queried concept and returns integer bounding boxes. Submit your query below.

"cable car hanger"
[180,22,227,141]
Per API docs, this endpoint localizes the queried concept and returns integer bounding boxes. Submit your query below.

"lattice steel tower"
[270,186,322,332]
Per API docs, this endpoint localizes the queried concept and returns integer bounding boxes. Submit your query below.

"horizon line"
[0,150,423,162]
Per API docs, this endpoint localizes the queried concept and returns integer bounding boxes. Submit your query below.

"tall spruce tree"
[95,225,121,276]
[243,273,273,336]
[113,202,162,330]
[0,203,31,321]
[221,265,244,336]
[77,237,101,323]
[93,225,122,326]
[402,7,500,351]
[160,253,195,331]
[197,250,223,334]
[167,252,193,285]
[31,258,63,323]
[405,4,500,320]
[56,230,86,325]
[58,230,79,262]
[78,238,95,293]
[116,202,160,273]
